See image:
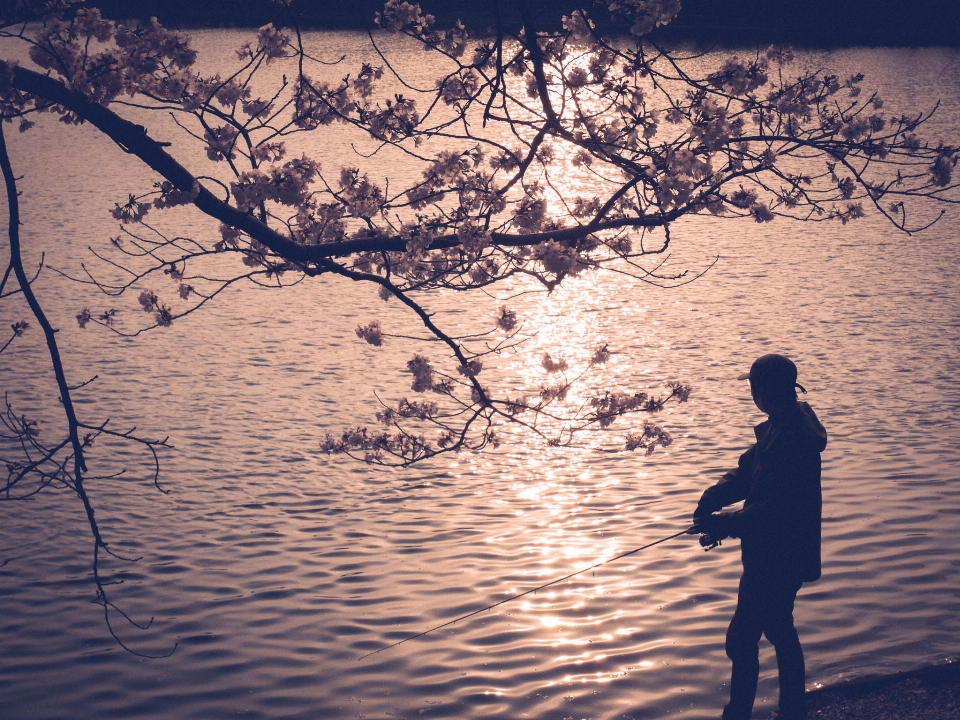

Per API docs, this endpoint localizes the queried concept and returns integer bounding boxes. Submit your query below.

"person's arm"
[727,442,819,538]
[694,445,755,518]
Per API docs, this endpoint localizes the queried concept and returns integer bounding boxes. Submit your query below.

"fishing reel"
[687,521,722,551]
[698,533,722,551]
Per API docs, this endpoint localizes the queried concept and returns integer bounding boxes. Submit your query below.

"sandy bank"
[807,661,959,719]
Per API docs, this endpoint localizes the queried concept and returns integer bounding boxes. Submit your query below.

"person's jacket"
[702,401,827,582]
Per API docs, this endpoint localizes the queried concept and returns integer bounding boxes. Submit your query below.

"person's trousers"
[722,572,805,720]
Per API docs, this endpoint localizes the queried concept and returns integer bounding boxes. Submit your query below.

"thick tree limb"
[9,65,678,263]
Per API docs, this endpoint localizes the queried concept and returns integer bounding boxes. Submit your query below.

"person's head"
[737,354,805,415]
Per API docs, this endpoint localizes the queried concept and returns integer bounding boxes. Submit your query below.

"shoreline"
[8,0,959,47]
[807,661,960,719]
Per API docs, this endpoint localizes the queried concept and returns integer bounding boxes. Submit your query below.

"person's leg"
[763,580,805,719]
[723,575,764,720]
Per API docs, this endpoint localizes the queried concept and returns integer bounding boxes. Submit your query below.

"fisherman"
[693,354,827,720]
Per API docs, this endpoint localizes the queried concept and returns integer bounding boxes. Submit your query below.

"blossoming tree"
[1,0,957,645]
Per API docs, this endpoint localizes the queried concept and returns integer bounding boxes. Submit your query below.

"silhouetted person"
[694,354,826,720]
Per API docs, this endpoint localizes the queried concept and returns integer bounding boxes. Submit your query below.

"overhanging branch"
[9,66,678,262]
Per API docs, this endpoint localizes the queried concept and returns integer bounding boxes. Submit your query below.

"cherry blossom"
[495,306,518,332]
[541,353,569,373]
[255,23,291,61]
[356,320,384,346]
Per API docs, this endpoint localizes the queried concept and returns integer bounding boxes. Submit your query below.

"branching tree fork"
[1,0,957,647]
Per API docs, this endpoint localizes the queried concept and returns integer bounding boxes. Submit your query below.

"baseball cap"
[737,353,807,394]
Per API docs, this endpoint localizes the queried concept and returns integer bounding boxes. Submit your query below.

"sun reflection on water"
[424,109,765,700]
[469,436,679,692]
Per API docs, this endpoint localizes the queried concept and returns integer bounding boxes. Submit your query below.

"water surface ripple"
[1,36,959,720]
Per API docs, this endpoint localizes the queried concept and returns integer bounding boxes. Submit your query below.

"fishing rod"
[358,522,715,661]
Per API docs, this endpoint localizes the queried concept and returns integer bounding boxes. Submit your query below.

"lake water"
[1,30,960,720]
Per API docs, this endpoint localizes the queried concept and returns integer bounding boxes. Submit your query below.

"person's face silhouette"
[749,379,770,415]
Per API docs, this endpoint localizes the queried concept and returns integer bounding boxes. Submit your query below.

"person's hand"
[696,511,739,541]
[693,487,722,520]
